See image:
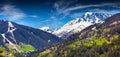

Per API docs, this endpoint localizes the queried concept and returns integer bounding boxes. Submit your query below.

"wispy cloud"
[0,4,26,20]
[63,3,120,13]
[51,0,74,21]
[54,1,120,14]
[30,15,38,18]
[54,0,76,14]
[51,1,120,27]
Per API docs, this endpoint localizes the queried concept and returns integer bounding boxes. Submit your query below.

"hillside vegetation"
[29,13,120,57]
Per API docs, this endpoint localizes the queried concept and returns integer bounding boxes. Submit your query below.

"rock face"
[0,20,62,50]
[53,12,111,39]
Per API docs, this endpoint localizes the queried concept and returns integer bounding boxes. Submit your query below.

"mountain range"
[31,13,120,57]
[49,12,111,39]
[0,12,120,57]
[0,20,62,52]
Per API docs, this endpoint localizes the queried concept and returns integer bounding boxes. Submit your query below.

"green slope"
[32,13,120,57]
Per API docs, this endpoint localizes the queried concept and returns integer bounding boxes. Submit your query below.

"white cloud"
[54,0,75,14]
[30,15,38,18]
[50,16,56,19]
[54,1,120,14]
[51,1,120,25]
[52,0,74,20]
[0,4,26,20]
[63,3,120,13]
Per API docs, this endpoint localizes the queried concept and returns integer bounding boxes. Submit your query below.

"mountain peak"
[53,12,111,39]
[40,26,54,33]
[82,12,111,20]
[8,21,14,27]
[84,12,93,16]
[40,26,50,31]
[0,20,9,23]
[0,20,7,22]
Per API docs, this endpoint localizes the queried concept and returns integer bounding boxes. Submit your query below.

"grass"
[68,40,81,48]
[19,43,35,52]
[38,50,53,57]
[0,47,6,57]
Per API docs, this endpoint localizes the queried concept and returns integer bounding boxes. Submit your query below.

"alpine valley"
[0,20,62,53]
[0,12,120,57]
[29,13,120,57]
[0,0,120,57]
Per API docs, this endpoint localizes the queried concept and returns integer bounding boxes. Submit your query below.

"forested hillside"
[29,13,120,57]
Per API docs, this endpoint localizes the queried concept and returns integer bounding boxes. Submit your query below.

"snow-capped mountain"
[40,26,54,33]
[0,20,62,52]
[53,12,111,39]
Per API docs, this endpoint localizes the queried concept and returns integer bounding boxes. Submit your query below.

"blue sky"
[0,0,120,29]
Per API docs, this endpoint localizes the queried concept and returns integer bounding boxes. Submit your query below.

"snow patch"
[40,26,50,31]
[48,40,51,43]
[7,21,17,44]
[1,33,21,52]
[40,26,54,33]
[53,12,111,39]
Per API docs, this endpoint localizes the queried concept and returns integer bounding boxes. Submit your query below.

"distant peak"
[40,26,50,30]
[82,12,94,18]
[0,20,8,22]
[85,12,93,15]
[53,12,111,39]
[40,26,54,33]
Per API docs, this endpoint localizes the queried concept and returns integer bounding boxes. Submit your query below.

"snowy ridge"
[40,26,54,33]
[7,22,17,44]
[53,12,111,39]
[1,33,21,52]
[0,21,20,52]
